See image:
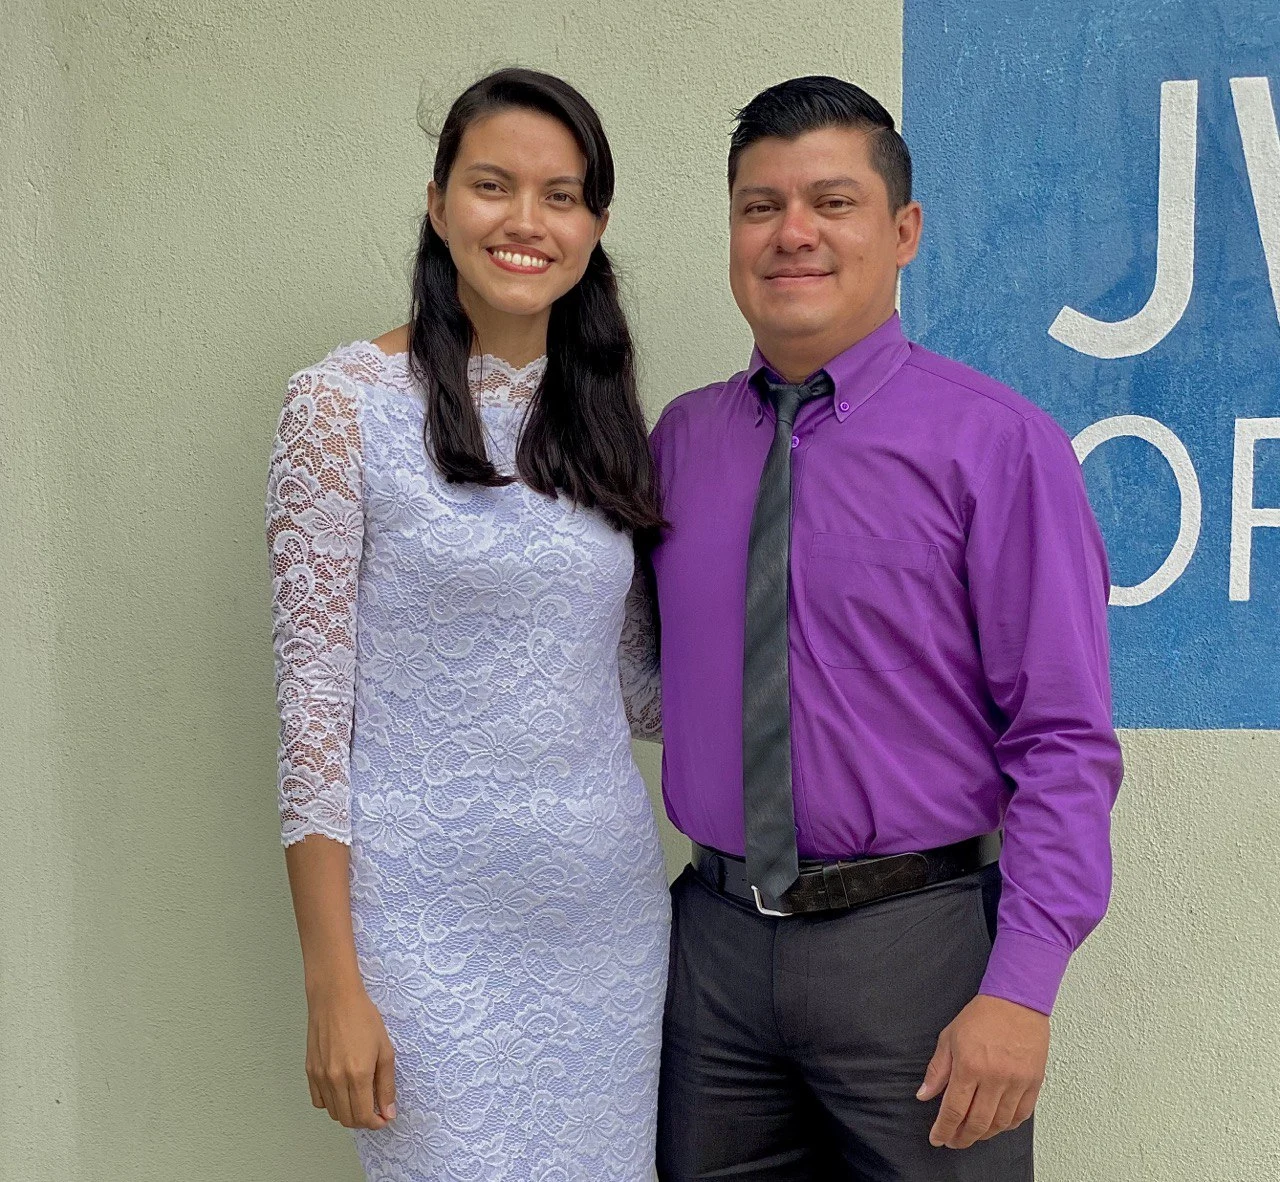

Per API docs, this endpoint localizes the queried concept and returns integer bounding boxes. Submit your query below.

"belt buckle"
[751,885,794,918]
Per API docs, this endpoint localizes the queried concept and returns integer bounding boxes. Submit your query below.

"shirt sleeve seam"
[971,418,1026,505]
[903,353,1040,419]
[995,925,1075,956]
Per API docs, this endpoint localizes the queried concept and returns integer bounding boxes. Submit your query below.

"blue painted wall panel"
[903,1,1280,727]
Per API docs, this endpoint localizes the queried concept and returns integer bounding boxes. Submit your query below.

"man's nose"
[775,202,819,252]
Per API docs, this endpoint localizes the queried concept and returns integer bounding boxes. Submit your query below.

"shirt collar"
[745,312,912,425]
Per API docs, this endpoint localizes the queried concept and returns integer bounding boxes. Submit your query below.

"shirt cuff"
[978,927,1074,1015]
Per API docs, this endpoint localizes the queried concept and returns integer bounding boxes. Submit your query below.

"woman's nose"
[503,193,545,241]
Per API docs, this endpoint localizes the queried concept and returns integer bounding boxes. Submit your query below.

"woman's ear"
[595,208,610,247]
[427,180,448,243]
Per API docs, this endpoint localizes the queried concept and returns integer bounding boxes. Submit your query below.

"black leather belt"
[692,831,1002,917]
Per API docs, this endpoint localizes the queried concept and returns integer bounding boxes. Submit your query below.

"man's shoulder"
[903,344,1081,475]
[902,343,1050,429]
[652,372,747,435]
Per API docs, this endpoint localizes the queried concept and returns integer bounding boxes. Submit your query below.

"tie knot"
[762,371,834,426]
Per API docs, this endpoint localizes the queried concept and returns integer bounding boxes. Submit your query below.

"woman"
[266,68,667,1180]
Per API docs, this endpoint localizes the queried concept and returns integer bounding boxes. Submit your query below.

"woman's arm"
[618,548,662,742]
[285,836,396,1129]
[267,362,395,1130]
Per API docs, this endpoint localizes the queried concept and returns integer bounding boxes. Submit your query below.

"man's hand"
[916,994,1048,1149]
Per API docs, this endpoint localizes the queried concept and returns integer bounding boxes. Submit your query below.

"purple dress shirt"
[648,312,1122,1015]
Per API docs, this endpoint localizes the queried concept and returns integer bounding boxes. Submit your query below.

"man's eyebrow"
[734,185,784,200]
[734,177,868,201]
[808,176,867,192]
[463,163,584,187]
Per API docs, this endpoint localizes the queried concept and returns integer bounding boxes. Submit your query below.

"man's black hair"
[728,75,913,211]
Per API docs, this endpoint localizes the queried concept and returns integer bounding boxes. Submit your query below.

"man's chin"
[752,312,837,341]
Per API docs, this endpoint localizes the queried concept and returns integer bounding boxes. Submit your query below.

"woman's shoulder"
[286,329,414,405]
[369,325,410,357]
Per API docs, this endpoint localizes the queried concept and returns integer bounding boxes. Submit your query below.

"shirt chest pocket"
[801,533,939,671]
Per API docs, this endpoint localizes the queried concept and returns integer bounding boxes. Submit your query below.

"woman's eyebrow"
[463,162,584,187]
[464,162,517,181]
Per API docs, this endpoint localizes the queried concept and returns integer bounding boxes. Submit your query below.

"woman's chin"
[486,265,582,308]
[475,286,563,320]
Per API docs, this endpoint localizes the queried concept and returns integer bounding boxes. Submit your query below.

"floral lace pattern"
[267,344,669,1181]
[464,351,545,406]
[267,356,366,845]
[618,560,662,742]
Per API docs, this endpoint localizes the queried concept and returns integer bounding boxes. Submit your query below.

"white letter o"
[1072,415,1201,607]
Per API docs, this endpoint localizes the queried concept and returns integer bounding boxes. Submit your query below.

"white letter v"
[1231,77,1280,327]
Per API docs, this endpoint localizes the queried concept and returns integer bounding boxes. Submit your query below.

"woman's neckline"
[355,340,546,375]
[341,341,547,406]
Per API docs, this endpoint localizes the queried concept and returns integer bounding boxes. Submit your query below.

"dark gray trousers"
[656,862,1034,1181]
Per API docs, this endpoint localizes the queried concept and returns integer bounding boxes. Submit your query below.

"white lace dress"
[266,342,668,1181]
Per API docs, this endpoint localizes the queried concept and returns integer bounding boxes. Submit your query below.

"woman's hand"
[306,983,398,1130]
[283,837,396,1129]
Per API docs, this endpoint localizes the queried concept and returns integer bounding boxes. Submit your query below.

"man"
[647,76,1122,1180]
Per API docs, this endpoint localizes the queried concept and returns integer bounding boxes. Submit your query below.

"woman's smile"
[487,245,553,273]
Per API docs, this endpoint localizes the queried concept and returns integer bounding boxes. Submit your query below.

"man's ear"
[895,200,923,269]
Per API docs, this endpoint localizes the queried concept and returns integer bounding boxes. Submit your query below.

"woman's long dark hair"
[409,68,664,536]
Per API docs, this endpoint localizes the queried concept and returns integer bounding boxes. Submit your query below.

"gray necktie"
[743,370,835,905]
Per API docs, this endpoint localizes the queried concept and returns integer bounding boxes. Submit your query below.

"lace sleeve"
[265,362,364,846]
[618,550,662,742]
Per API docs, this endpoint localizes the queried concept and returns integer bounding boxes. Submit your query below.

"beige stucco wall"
[5,2,1277,1179]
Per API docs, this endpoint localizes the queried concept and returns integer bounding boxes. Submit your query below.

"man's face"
[728,126,921,362]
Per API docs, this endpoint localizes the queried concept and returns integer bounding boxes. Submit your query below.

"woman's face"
[429,107,608,323]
